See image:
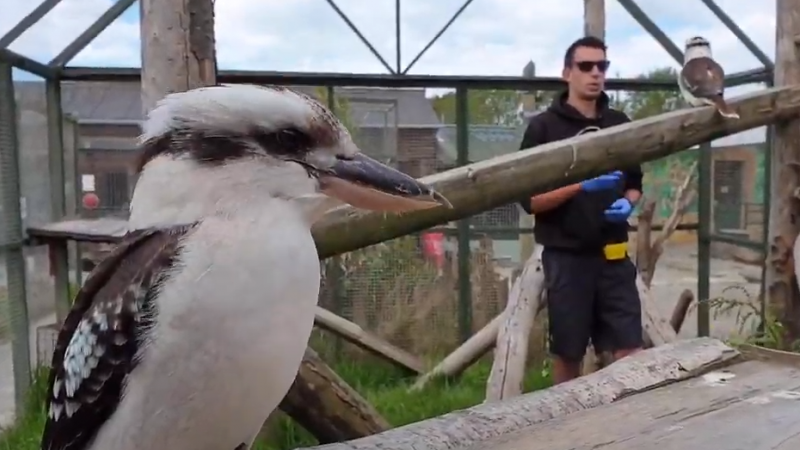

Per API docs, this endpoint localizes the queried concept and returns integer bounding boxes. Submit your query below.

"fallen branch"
[280,348,390,444]
[486,247,545,402]
[408,314,503,392]
[314,307,424,375]
[670,289,695,334]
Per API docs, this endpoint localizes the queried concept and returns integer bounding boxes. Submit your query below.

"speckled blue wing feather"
[40,225,195,450]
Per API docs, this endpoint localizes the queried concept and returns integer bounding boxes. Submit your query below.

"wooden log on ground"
[313,86,800,260]
[280,348,390,444]
[314,307,424,375]
[486,247,545,402]
[298,338,738,450]
[670,289,695,333]
[409,313,503,392]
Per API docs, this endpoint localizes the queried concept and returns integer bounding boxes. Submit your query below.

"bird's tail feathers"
[710,95,740,119]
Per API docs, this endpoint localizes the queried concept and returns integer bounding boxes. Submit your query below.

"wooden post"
[579,0,607,373]
[519,61,537,264]
[584,0,605,40]
[766,0,800,345]
[139,0,218,113]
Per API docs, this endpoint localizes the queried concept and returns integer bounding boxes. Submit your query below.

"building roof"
[13,81,441,129]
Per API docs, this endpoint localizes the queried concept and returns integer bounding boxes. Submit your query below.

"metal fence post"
[696,142,712,337]
[45,79,71,321]
[455,87,472,342]
[0,61,32,415]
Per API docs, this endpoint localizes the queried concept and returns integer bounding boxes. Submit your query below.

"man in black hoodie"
[519,36,644,384]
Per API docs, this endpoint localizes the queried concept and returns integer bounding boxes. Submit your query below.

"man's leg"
[543,249,597,384]
[594,256,643,362]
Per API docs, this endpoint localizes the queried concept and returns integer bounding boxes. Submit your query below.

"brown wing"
[681,57,725,99]
[40,225,196,450]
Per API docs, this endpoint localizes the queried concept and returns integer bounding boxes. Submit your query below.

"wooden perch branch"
[313,86,800,259]
[486,247,545,402]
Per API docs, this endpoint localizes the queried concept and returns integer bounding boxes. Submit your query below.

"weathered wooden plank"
[463,360,800,450]
[27,218,128,243]
[313,86,800,259]
[298,338,738,450]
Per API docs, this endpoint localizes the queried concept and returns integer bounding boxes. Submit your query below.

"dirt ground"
[647,242,762,339]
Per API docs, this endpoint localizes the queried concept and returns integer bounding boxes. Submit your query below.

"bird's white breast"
[90,204,321,450]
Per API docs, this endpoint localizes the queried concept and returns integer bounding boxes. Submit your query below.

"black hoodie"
[519,91,643,252]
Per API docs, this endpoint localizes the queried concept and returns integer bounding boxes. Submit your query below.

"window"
[96,172,130,212]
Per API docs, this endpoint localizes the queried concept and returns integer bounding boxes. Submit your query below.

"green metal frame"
[0,0,777,410]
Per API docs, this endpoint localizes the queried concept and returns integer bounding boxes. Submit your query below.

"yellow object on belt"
[603,242,627,261]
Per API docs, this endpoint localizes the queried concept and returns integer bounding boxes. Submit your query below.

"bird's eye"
[251,127,314,156]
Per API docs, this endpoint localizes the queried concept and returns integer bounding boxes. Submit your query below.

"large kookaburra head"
[132,85,450,226]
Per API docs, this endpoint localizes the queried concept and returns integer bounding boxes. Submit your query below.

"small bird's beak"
[318,153,452,212]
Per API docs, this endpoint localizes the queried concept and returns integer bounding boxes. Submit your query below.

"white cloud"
[2,0,775,76]
[0,0,776,145]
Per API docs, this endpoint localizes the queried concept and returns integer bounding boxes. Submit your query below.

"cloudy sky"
[2,0,775,143]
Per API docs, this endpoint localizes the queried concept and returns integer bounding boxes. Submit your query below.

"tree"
[431,89,525,126]
[615,67,684,119]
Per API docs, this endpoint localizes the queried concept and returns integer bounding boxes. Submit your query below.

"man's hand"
[580,171,623,192]
[604,198,633,223]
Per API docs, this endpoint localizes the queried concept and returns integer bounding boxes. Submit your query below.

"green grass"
[0,355,552,450]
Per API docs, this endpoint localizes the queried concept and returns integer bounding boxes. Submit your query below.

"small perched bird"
[678,36,739,119]
[40,85,450,450]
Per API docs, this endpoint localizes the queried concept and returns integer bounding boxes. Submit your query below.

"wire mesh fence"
[0,77,776,419]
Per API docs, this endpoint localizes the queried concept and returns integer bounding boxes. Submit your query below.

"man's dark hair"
[563,36,607,68]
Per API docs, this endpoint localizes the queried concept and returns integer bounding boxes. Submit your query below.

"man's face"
[562,46,609,100]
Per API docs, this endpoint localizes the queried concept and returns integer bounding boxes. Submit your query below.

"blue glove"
[604,198,633,223]
[579,170,623,192]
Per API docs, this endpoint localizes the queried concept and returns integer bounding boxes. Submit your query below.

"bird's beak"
[318,153,452,213]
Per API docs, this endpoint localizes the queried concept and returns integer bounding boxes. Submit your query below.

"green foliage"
[613,67,684,120]
[431,89,525,126]
[0,366,50,450]
[702,285,800,352]
[0,358,553,450]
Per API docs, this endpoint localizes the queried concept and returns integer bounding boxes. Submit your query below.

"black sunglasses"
[574,60,610,73]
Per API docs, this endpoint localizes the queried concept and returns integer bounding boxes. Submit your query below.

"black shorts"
[542,247,643,362]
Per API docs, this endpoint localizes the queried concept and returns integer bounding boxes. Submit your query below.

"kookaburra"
[39,85,450,450]
[678,36,739,119]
